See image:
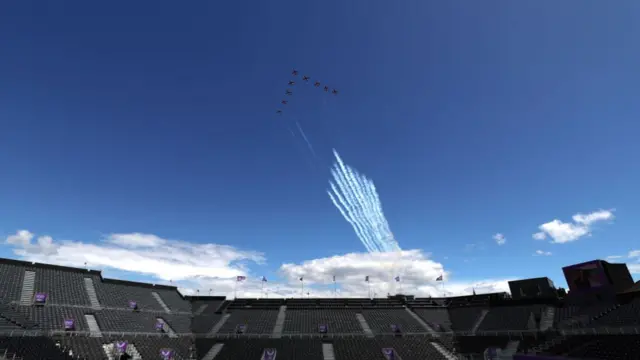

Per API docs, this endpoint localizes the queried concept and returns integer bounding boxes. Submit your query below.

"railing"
[560,326,640,335]
[0,326,637,338]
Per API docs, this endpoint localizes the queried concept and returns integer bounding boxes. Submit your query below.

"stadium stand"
[0,263,25,304]
[216,309,279,335]
[448,306,485,332]
[283,309,363,334]
[360,309,425,333]
[475,305,543,332]
[0,256,639,360]
[34,267,92,306]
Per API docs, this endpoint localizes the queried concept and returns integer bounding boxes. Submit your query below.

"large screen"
[563,260,608,292]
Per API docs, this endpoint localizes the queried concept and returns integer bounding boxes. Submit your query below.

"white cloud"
[533,209,614,244]
[606,255,624,260]
[493,233,506,246]
[3,230,264,283]
[628,264,640,274]
[534,250,552,256]
[572,210,614,226]
[3,230,514,299]
[6,230,59,255]
[277,250,513,297]
[628,250,640,258]
[6,230,35,247]
[532,232,546,241]
[106,233,166,248]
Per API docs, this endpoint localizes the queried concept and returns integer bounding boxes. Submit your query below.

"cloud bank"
[2,230,513,298]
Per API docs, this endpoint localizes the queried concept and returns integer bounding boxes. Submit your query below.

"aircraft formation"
[276,69,338,115]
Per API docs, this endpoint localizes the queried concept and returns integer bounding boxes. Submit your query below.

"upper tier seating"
[217,310,279,334]
[283,309,362,334]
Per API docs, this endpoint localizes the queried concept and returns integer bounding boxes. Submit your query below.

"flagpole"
[261,280,264,298]
[301,279,304,297]
[333,276,337,298]
[234,279,237,299]
[368,281,371,299]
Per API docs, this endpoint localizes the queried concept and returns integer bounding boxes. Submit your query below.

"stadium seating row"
[2,259,640,360]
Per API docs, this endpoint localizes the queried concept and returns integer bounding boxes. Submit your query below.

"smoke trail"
[295,121,317,158]
[331,165,379,252]
[328,149,401,254]
[327,190,373,253]
[332,151,382,251]
[329,170,378,252]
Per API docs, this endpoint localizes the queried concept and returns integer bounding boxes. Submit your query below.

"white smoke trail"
[329,170,379,252]
[328,150,400,254]
[332,151,383,252]
[295,121,317,158]
[327,190,373,253]
[331,166,380,252]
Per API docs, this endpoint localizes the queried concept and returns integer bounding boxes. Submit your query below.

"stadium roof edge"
[186,296,227,300]
[0,256,180,291]
[0,257,102,276]
[102,277,177,290]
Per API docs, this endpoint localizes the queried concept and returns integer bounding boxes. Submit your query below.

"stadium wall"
[601,261,634,293]
[508,277,556,300]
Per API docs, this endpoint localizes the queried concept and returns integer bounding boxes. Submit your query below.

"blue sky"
[1,1,639,297]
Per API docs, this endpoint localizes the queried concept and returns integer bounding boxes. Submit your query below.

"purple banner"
[160,348,173,360]
[64,319,75,330]
[382,348,395,360]
[34,293,47,304]
[129,300,137,309]
[318,324,327,333]
[115,341,127,353]
[156,320,164,330]
[261,348,277,360]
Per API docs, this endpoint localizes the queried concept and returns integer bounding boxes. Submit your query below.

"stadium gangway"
[0,348,21,360]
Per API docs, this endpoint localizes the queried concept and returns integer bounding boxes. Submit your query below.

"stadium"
[0,257,638,360]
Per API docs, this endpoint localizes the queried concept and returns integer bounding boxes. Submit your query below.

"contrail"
[295,121,317,158]
[328,149,401,253]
